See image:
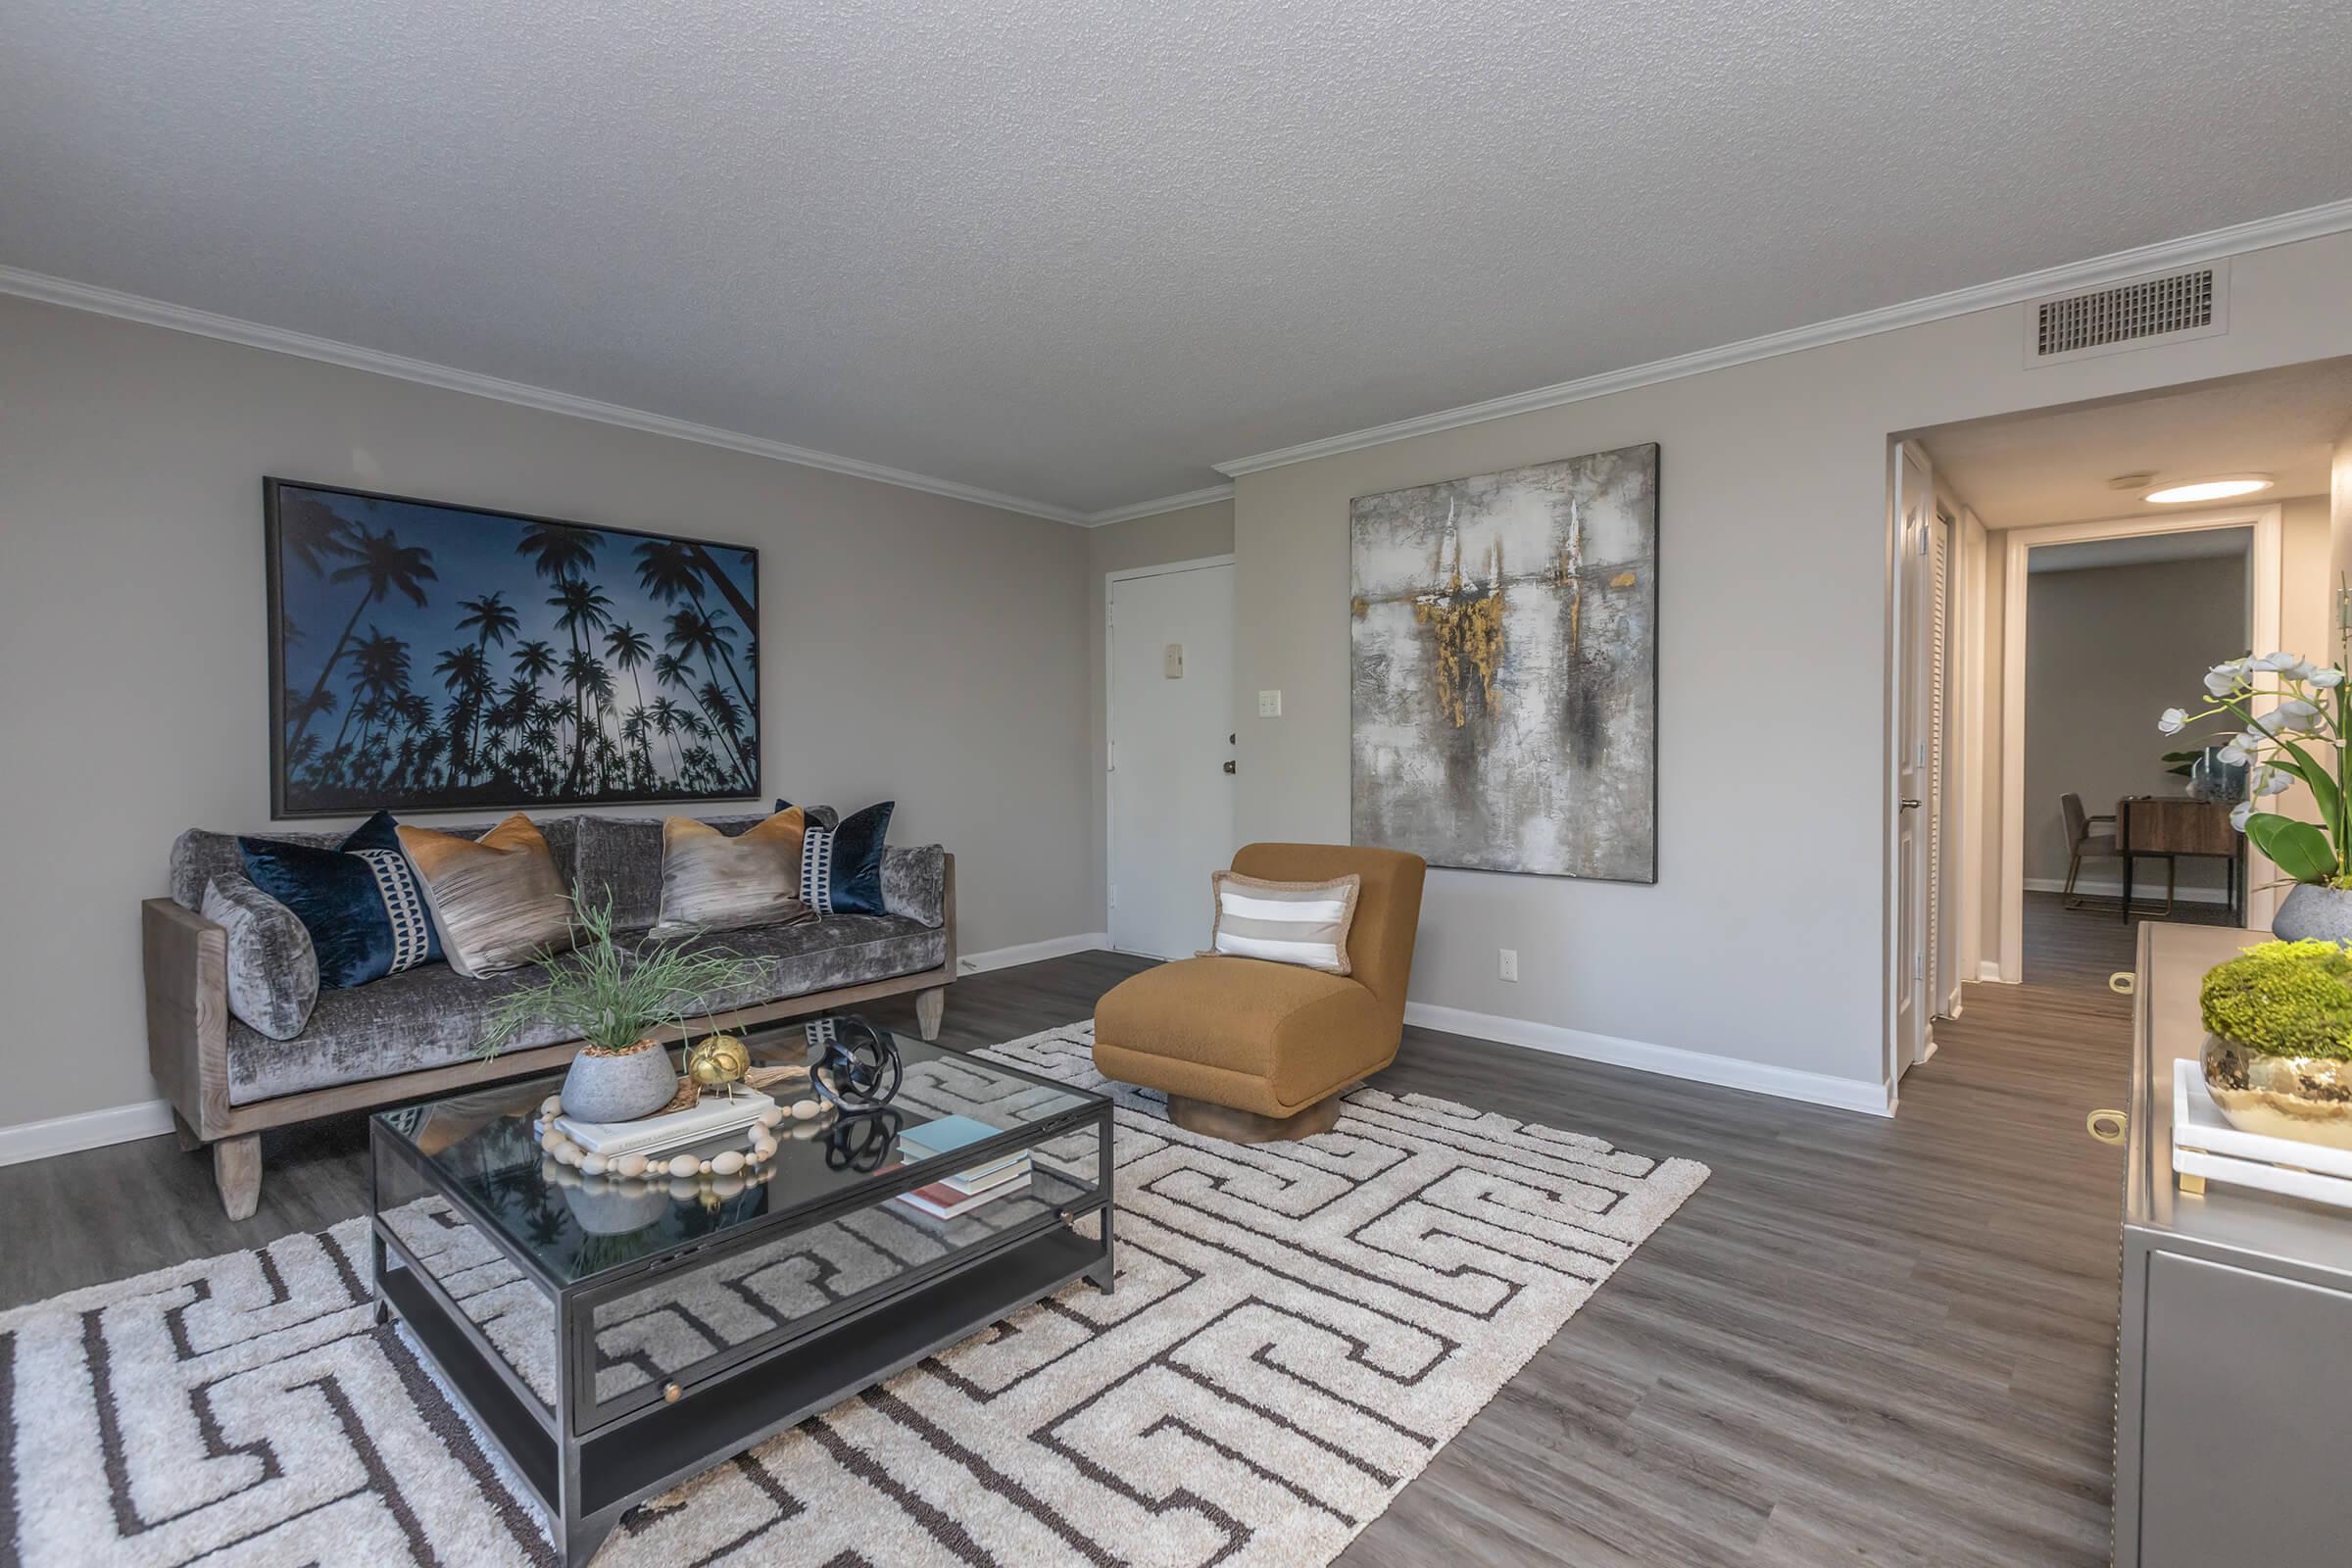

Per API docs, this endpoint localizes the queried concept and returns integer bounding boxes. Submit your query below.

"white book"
[556,1088,777,1156]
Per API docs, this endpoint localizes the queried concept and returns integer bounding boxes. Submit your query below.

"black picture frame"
[266,477,760,818]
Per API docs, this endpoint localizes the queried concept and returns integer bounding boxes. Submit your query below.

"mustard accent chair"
[1094,843,1426,1140]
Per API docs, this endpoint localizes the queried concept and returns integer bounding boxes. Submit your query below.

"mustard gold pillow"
[651,808,817,938]
[396,814,577,978]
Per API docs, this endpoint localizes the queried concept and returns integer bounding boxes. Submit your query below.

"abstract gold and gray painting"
[1348,443,1658,881]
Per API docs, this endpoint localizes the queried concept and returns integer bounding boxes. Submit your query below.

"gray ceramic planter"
[560,1181,671,1236]
[562,1041,678,1124]
[2272,884,2352,946]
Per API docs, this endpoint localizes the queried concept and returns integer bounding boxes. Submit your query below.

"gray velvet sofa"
[144,811,955,1218]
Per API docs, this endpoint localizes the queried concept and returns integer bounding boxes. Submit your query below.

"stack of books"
[555,1088,777,1159]
[892,1114,1033,1220]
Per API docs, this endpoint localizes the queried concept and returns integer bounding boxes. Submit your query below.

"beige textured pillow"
[1207,870,1361,975]
[396,814,577,977]
[651,808,817,938]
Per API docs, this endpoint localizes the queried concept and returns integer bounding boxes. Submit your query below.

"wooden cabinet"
[2115,924,2352,1565]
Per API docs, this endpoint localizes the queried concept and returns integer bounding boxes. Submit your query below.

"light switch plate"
[1257,689,1282,717]
[1163,643,1184,679]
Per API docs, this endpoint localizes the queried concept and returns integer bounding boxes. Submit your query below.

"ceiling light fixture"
[2143,473,2274,505]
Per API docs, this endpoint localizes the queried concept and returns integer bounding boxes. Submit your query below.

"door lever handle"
[1899,798,1922,810]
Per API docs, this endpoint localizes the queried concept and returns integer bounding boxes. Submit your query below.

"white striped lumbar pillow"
[1207,870,1362,975]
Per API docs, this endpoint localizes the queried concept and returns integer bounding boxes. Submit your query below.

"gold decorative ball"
[687,1033,751,1091]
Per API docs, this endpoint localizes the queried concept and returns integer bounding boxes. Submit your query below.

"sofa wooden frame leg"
[171,1108,205,1153]
[914,986,946,1041]
[214,1134,262,1221]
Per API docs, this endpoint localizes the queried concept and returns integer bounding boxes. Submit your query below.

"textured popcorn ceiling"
[3,1,2349,515]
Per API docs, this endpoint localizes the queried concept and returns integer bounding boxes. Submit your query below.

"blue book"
[901,1114,1031,1188]
[899,1114,1008,1158]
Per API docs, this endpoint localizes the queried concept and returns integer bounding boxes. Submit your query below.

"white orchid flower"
[2254,652,2305,673]
[2206,664,2248,697]
[2252,765,2294,798]
[2218,739,2253,765]
[2272,698,2323,729]
[2158,707,2188,735]
[2231,800,2256,832]
[2314,667,2347,689]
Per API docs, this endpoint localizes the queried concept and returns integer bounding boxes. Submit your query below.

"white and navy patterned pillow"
[237,810,445,990]
[801,823,838,914]
[353,847,436,974]
[781,799,894,915]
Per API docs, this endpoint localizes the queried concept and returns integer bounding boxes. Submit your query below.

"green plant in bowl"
[2198,940,2352,1151]
[480,894,769,1123]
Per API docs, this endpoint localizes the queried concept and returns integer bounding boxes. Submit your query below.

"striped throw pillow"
[1208,870,1362,975]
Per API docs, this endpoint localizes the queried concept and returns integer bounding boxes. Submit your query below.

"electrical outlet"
[1257,689,1283,717]
[1498,948,1518,982]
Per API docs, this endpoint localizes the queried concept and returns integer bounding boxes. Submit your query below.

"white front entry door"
[1108,561,1236,959]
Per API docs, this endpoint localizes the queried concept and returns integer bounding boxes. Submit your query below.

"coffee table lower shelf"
[380,1220,1108,1566]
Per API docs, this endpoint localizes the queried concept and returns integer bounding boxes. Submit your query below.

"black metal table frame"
[369,1077,1115,1568]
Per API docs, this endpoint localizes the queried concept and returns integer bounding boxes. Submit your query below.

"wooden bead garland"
[533,1089,832,1187]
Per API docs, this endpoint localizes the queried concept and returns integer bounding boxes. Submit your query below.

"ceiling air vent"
[2024,261,2228,367]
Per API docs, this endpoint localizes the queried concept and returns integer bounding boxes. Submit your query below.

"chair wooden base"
[1166,1093,1341,1144]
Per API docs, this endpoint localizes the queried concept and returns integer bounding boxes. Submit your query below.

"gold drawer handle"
[2108,972,2135,996]
[2086,1108,2128,1146]
[663,1381,683,1403]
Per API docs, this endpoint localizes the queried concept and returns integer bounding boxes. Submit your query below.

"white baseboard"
[0,1098,174,1168]
[957,932,1109,976]
[2023,875,2230,906]
[1402,1001,1894,1117]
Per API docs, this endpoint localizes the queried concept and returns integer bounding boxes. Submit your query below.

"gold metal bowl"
[2202,1036,2352,1151]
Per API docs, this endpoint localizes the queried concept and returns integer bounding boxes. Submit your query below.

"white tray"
[2172,1057,2352,1208]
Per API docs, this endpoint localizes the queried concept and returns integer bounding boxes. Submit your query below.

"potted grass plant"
[479,895,769,1124]
[2161,651,2352,943]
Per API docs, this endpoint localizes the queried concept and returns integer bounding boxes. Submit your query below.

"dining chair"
[2062,792,2125,909]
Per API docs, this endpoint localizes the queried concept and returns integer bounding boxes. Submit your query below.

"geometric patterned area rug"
[0,1021,1707,1566]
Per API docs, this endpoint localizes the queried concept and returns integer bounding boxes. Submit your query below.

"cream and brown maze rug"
[0,1023,1706,1567]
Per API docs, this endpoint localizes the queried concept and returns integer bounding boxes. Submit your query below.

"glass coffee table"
[368,1013,1113,1567]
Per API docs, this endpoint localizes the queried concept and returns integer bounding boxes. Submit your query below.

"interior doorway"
[1894,355,2352,1018]
[1105,557,1236,959]
[1998,510,2276,983]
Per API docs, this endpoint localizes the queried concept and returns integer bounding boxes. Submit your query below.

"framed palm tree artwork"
[265,478,760,817]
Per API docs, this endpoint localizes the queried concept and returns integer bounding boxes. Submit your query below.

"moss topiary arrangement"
[2199,940,2352,1150]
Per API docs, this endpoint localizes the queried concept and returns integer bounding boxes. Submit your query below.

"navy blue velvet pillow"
[776,798,893,916]
[239,811,444,989]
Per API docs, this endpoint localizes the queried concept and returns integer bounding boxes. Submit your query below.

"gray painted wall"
[1230,227,2352,1102]
[0,294,1096,1130]
[2024,555,2247,897]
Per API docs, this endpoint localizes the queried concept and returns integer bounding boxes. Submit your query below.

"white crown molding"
[1080,484,1236,527]
[1213,196,2352,478]
[1404,1000,1895,1116]
[0,264,1099,526]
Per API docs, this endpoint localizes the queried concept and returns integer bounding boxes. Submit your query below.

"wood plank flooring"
[0,901,2221,1563]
